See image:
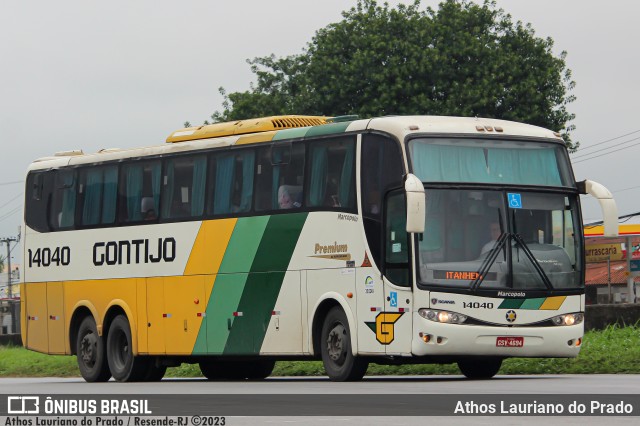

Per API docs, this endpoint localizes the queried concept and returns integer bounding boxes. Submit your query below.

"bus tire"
[76,316,111,382]
[143,358,167,382]
[458,358,502,379]
[106,314,148,382]
[199,361,236,380]
[320,306,368,382]
[246,360,275,380]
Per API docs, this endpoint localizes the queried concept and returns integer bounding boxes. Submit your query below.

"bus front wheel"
[457,358,502,379]
[199,360,275,380]
[76,316,111,382]
[106,315,149,382]
[320,306,368,381]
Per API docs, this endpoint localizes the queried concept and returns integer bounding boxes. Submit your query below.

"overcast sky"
[1,0,639,256]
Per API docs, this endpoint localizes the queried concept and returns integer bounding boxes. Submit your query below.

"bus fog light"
[419,332,432,343]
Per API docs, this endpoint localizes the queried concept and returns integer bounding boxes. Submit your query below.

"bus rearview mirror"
[405,174,425,233]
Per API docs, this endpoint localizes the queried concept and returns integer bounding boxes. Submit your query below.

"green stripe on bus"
[218,216,271,274]
[223,213,308,355]
[498,299,524,309]
[519,298,546,310]
[192,216,270,354]
[305,122,351,137]
[273,127,311,140]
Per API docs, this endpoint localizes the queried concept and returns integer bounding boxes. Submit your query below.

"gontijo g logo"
[365,312,404,344]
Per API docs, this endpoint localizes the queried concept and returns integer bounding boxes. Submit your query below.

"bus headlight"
[419,309,467,324]
[551,313,584,326]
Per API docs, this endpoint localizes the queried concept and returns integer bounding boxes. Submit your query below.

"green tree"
[0,255,4,274]
[211,0,577,149]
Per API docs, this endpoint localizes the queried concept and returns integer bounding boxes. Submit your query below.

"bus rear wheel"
[106,315,148,382]
[457,358,502,379]
[320,306,368,381]
[144,358,167,381]
[76,316,111,382]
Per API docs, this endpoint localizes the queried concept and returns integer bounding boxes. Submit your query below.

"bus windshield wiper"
[471,232,509,292]
[511,233,554,290]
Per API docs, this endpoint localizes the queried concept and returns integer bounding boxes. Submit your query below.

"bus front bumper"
[411,317,584,358]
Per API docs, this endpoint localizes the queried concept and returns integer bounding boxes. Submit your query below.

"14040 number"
[463,302,494,309]
[28,246,71,267]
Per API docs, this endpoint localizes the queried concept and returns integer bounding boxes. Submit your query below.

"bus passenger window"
[255,143,304,211]
[306,137,356,210]
[49,170,77,231]
[119,161,161,223]
[209,151,255,215]
[25,171,52,232]
[78,166,118,226]
[161,155,206,220]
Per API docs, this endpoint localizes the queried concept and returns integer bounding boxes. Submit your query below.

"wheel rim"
[326,323,347,365]
[112,329,130,371]
[80,331,97,368]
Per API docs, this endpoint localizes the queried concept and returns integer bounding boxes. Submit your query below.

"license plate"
[496,336,524,347]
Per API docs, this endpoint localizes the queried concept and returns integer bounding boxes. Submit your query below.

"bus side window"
[306,137,356,211]
[361,133,404,268]
[255,143,304,211]
[161,155,206,220]
[384,191,411,287]
[119,161,161,223]
[25,171,52,232]
[78,166,118,226]
[49,170,77,231]
[209,150,255,216]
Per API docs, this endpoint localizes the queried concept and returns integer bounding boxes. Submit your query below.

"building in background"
[585,224,640,305]
[0,263,20,335]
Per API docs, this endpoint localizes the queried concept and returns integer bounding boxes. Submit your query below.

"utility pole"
[1,233,20,334]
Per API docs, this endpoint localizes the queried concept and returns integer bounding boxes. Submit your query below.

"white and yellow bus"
[21,115,618,382]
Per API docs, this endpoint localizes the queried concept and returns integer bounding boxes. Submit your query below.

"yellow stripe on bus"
[184,219,237,277]
[234,131,276,145]
[539,296,566,310]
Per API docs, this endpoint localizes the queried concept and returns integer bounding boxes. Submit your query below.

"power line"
[572,134,640,160]
[0,205,21,223]
[611,184,640,194]
[0,180,22,187]
[576,129,640,153]
[585,211,640,227]
[0,194,22,211]
[572,139,640,164]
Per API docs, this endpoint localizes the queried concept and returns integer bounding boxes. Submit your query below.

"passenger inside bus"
[278,185,302,209]
[141,197,157,220]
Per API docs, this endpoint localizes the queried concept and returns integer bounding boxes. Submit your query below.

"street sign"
[630,259,640,272]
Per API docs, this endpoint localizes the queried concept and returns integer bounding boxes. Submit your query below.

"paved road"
[0,376,638,425]
[1,374,639,394]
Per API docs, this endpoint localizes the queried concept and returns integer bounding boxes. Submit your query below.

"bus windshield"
[408,137,573,187]
[417,189,583,290]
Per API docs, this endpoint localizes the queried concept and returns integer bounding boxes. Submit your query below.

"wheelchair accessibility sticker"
[507,193,522,209]
[389,291,398,307]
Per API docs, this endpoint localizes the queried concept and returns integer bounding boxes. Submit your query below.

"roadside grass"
[1,324,638,378]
